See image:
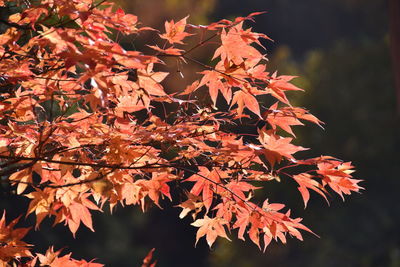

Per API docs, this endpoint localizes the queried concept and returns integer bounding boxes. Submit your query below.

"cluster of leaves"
[0,0,362,265]
[0,211,102,266]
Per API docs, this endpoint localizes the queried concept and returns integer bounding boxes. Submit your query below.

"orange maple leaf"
[317,161,363,199]
[33,246,103,267]
[267,73,303,104]
[0,212,32,263]
[138,172,173,207]
[213,22,264,65]
[160,16,192,44]
[138,64,169,96]
[55,193,100,236]
[191,216,230,247]
[199,70,231,106]
[224,181,259,202]
[231,90,261,117]
[258,127,307,166]
[185,167,223,212]
[292,173,328,208]
[263,102,304,136]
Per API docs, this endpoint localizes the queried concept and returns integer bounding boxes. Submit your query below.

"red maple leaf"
[141,248,157,267]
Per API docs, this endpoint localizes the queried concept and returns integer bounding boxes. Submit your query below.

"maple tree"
[0,0,363,265]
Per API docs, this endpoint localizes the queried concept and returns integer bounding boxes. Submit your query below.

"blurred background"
[2,0,399,266]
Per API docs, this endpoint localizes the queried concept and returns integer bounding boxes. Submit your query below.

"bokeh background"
[2,0,399,266]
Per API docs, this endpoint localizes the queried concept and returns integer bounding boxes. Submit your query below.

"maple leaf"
[233,200,314,251]
[113,8,139,34]
[258,127,308,166]
[224,181,259,202]
[0,2,363,262]
[119,182,142,206]
[68,201,96,233]
[267,73,303,104]
[141,248,157,267]
[283,106,324,128]
[199,70,231,106]
[231,90,261,117]
[35,246,62,266]
[9,168,32,195]
[317,161,363,199]
[191,216,230,248]
[185,167,223,212]
[26,188,55,229]
[177,192,204,220]
[292,173,328,208]
[8,7,48,29]
[213,22,264,65]
[263,102,304,136]
[34,246,103,267]
[0,212,32,263]
[213,201,235,223]
[54,193,100,237]
[136,172,173,208]
[160,16,192,44]
[232,203,261,245]
[138,64,169,96]
[115,95,147,117]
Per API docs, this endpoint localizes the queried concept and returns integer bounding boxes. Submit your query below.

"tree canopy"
[0,0,362,265]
